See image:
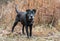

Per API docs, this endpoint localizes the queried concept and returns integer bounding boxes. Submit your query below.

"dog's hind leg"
[22,25,25,34]
[12,21,18,32]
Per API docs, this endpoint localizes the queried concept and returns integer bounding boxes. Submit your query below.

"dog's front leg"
[29,25,33,37]
[25,25,29,38]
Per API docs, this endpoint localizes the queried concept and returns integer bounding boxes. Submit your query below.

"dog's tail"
[15,4,20,14]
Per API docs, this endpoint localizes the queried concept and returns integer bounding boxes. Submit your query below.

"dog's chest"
[27,21,33,25]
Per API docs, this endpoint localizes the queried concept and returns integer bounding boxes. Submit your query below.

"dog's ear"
[32,9,36,13]
[26,9,30,12]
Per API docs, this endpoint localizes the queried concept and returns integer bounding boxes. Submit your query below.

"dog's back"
[16,11,26,25]
[15,5,27,24]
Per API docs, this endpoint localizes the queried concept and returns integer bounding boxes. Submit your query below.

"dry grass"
[0,0,60,41]
[0,25,60,41]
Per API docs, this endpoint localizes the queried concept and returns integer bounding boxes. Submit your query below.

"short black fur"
[11,5,36,38]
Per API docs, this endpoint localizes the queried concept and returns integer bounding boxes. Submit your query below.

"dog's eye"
[31,11,34,14]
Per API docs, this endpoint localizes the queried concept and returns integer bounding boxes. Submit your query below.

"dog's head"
[26,9,36,21]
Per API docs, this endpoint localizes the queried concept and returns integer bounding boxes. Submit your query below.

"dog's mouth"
[27,18,33,22]
[30,17,34,20]
[30,18,33,21]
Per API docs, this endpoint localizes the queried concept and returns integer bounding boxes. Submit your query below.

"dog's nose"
[31,16,33,20]
[31,16,34,19]
[31,16,32,18]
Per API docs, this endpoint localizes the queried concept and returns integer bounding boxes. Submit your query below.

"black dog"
[11,5,36,38]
